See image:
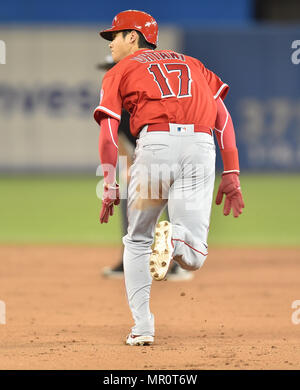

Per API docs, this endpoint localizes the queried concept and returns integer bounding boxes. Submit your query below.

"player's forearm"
[214,98,240,174]
[99,116,119,184]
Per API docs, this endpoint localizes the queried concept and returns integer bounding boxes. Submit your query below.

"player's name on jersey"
[131,50,186,64]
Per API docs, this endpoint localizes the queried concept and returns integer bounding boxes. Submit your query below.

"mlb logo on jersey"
[169,123,194,135]
[177,126,187,133]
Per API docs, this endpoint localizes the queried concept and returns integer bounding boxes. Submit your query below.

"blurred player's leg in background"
[101,195,127,278]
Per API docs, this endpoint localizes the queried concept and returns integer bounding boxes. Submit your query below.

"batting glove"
[100,182,120,224]
[215,172,245,218]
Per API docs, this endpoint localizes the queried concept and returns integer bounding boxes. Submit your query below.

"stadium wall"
[1,24,299,172]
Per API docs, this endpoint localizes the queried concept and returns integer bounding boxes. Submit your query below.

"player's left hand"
[100,182,120,224]
[215,172,245,218]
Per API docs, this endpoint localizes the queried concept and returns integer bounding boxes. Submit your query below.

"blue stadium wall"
[184,26,300,171]
[1,0,300,171]
[0,0,252,24]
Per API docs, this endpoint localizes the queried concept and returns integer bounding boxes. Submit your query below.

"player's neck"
[117,46,151,62]
[130,45,150,55]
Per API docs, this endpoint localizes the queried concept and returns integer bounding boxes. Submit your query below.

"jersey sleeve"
[94,73,122,124]
[197,60,229,101]
[214,98,240,173]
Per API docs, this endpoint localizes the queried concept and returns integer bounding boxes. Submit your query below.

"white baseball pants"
[123,125,216,336]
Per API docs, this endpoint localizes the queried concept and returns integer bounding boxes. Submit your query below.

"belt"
[147,123,212,135]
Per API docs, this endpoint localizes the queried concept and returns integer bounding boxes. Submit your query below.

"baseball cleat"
[150,221,173,281]
[125,334,154,346]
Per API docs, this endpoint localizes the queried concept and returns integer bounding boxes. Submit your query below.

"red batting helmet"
[99,10,158,48]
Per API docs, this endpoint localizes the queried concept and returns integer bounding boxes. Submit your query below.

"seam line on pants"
[172,238,208,257]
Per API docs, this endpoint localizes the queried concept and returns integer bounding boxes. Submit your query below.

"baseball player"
[97,56,193,281]
[94,10,244,346]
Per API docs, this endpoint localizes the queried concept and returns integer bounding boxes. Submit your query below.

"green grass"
[209,174,300,247]
[0,175,122,245]
[0,174,299,247]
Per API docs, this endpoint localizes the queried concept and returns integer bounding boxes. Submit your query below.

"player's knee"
[174,253,207,271]
[195,254,207,269]
[190,252,207,270]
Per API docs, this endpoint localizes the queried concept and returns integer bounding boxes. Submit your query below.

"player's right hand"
[215,173,244,218]
[100,182,120,224]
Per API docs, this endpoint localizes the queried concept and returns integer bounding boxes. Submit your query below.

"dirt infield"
[0,245,299,370]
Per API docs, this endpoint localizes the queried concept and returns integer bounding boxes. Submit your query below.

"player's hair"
[121,30,156,50]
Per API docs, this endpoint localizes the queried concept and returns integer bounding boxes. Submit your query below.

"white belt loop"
[138,125,148,138]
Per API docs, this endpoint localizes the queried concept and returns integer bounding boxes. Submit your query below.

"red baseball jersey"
[94,49,229,137]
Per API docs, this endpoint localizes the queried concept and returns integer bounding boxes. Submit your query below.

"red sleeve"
[99,116,119,184]
[94,72,122,125]
[197,60,229,100]
[214,98,240,173]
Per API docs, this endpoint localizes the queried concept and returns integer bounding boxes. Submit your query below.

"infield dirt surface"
[0,246,299,370]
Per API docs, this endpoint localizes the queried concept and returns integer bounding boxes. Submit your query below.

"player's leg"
[163,206,194,280]
[123,135,169,337]
[123,202,166,337]
[168,133,216,271]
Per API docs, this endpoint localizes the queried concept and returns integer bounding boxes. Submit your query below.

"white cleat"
[150,221,173,281]
[125,334,154,346]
